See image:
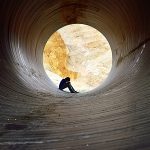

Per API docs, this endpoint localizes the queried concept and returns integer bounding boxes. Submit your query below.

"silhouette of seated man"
[59,77,78,93]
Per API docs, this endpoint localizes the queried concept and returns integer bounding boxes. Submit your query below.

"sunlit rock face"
[43,24,112,92]
[43,32,78,79]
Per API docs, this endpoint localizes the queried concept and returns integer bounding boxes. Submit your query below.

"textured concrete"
[0,0,150,149]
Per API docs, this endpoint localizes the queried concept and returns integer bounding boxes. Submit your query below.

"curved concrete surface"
[0,0,150,149]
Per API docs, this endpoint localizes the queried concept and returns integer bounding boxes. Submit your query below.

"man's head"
[65,77,70,81]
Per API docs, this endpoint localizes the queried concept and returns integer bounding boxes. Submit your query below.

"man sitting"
[59,77,78,93]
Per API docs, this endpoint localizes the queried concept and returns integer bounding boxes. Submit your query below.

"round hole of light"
[43,24,112,93]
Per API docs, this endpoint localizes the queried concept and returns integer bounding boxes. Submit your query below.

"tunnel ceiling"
[0,0,150,149]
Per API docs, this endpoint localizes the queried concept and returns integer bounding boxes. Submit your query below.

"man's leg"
[67,83,77,93]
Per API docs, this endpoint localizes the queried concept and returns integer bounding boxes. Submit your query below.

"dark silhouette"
[59,77,78,93]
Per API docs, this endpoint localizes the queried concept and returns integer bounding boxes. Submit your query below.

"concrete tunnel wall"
[0,0,150,149]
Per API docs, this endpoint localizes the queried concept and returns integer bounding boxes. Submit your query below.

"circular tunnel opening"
[43,24,112,93]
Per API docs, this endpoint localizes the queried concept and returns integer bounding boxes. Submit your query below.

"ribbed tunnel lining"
[0,0,150,149]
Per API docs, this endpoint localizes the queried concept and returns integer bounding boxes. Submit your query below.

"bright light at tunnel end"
[43,24,112,93]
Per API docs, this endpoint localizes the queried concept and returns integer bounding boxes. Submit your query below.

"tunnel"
[0,0,150,149]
